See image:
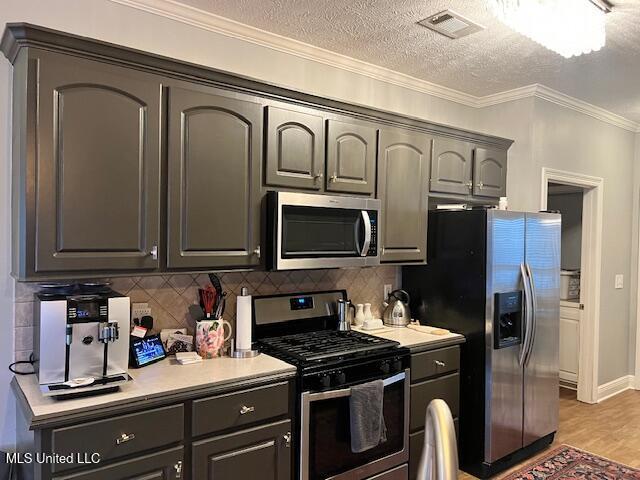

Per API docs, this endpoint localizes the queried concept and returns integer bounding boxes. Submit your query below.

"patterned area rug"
[501,445,640,479]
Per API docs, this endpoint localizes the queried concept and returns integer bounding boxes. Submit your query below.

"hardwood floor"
[459,387,640,478]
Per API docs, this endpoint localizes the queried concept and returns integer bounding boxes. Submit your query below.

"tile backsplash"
[14,266,399,361]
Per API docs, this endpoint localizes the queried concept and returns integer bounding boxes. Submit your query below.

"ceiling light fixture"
[488,0,610,58]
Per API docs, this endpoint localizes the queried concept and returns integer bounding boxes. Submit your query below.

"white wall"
[476,98,637,385]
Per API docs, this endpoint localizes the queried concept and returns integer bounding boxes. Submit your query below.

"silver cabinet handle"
[466,180,473,190]
[283,432,292,448]
[254,246,261,258]
[329,173,337,182]
[314,173,324,181]
[434,360,446,368]
[116,433,135,445]
[149,245,158,260]
[240,405,255,415]
[174,460,183,479]
[477,182,484,189]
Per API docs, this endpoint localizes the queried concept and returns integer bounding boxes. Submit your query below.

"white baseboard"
[597,375,635,402]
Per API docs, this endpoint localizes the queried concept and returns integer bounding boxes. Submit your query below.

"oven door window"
[306,379,405,480]
[282,206,364,258]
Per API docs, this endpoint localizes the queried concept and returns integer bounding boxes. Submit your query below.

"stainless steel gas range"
[252,290,410,480]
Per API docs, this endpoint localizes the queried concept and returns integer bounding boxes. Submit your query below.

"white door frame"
[541,167,603,404]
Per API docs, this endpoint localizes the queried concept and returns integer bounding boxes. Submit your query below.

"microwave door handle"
[360,210,371,257]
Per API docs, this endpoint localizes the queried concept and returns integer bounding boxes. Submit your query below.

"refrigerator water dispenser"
[494,291,522,349]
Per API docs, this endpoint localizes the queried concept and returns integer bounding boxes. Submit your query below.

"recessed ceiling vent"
[418,10,485,39]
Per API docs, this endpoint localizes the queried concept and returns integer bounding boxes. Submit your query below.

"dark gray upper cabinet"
[473,147,507,198]
[166,85,262,269]
[192,420,292,480]
[265,105,325,190]
[325,119,377,195]
[31,51,162,273]
[377,128,431,263]
[430,138,474,196]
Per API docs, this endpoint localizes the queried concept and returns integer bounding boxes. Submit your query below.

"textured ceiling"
[174,0,640,123]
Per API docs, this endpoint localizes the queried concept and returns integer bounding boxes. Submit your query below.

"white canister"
[354,304,365,326]
[363,303,373,322]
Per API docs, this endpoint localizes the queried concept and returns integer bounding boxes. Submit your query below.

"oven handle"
[359,210,371,257]
[303,371,405,402]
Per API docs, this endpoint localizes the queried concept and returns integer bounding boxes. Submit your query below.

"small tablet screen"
[131,334,166,367]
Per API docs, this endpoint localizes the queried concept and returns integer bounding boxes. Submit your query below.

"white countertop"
[354,325,465,350]
[14,354,296,427]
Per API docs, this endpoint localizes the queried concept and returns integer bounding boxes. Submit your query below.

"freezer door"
[523,212,560,446]
[485,210,525,463]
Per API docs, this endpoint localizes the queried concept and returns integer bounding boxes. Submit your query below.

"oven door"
[270,192,380,270]
[300,370,409,480]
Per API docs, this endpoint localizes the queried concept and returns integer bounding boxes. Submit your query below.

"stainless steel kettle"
[383,289,412,327]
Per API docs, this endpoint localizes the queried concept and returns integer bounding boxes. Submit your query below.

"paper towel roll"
[236,287,252,351]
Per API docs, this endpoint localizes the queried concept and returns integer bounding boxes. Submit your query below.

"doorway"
[541,168,604,404]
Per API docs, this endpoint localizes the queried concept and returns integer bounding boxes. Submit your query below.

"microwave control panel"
[367,210,378,256]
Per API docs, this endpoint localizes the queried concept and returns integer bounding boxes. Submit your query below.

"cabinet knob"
[116,432,135,445]
[466,180,473,190]
[314,173,324,182]
[174,460,183,479]
[330,173,337,183]
[254,246,261,258]
[283,432,292,448]
[149,245,158,260]
[434,360,446,368]
[477,182,484,189]
[240,405,255,415]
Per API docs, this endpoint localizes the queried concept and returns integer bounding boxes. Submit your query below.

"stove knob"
[333,371,346,386]
[318,374,331,388]
[380,361,390,375]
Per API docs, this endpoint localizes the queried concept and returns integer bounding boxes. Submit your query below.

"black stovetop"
[258,329,400,366]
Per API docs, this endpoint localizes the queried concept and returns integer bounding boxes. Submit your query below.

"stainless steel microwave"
[267,191,381,270]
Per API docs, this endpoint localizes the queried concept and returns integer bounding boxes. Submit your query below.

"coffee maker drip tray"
[40,374,130,399]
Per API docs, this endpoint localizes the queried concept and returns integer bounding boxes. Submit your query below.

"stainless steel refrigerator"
[403,208,560,478]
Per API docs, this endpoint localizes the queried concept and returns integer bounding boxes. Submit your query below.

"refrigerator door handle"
[524,263,537,366]
[519,263,533,367]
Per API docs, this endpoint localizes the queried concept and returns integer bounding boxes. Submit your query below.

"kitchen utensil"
[214,292,227,320]
[208,273,223,298]
[382,289,412,327]
[199,286,217,319]
[337,299,356,331]
[188,304,205,322]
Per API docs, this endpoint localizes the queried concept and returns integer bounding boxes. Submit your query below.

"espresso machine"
[34,289,131,397]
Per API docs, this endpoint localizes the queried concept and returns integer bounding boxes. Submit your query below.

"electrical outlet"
[383,284,393,300]
[615,274,624,289]
[132,302,152,321]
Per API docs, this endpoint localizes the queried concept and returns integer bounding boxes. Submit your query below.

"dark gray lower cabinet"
[192,420,292,480]
[408,346,461,480]
[52,447,184,480]
[377,128,431,263]
[166,85,262,269]
[28,50,162,274]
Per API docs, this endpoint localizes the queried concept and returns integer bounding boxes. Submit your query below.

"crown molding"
[109,0,640,133]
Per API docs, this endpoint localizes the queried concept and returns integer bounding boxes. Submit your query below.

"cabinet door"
[35,52,161,272]
[167,86,262,269]
[473,147,507,198]
[265,105,324,190]
[377,129,431,263]
[325,119,377,195]
[192,420,291,480]
[53,446,183,480]
[430,138,473,195]
[559,316,579,384]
